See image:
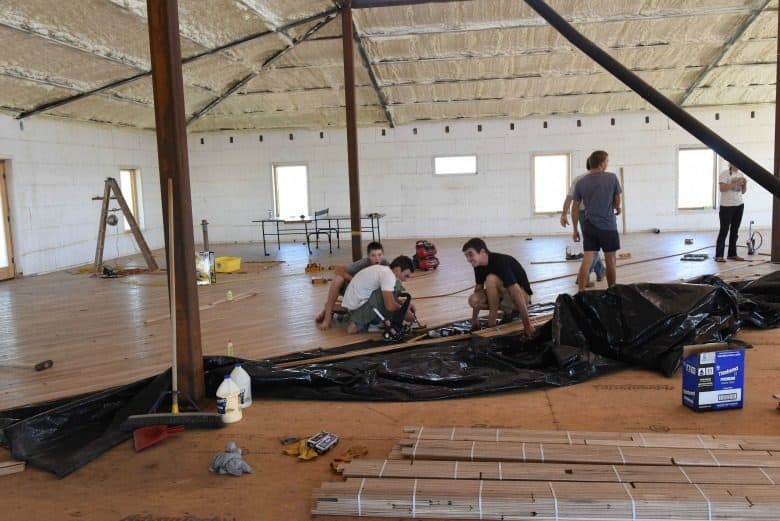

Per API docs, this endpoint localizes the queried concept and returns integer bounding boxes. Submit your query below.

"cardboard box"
[682,343,745,411]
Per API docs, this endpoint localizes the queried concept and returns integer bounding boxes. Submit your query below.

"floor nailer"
[372,292,419,342]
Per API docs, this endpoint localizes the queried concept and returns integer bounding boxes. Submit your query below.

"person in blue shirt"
[571,150,622,292]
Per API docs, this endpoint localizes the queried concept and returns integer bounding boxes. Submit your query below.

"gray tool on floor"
[681,253,709,261]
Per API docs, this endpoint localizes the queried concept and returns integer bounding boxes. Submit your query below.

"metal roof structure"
[0,0,776,131]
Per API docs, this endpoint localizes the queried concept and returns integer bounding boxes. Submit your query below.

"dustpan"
[133,424,184,452]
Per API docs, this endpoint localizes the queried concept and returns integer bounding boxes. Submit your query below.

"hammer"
[0,359,54,371]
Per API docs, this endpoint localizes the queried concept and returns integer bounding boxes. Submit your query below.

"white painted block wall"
[0,115,161,275]
[188,105,775,244]
[0,104,775,275]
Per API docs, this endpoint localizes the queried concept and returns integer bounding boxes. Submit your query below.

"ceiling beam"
[186,13,337,125]
[0,70,154,109]
[350,0,469,7]
[16,7,338,121]
[16,71,151,119]
[359,6,776,38]
[351,21,394,127]
[678,0,772,106]
[368,41,711,66]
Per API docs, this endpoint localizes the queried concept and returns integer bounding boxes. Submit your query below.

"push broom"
[121,178,222,434]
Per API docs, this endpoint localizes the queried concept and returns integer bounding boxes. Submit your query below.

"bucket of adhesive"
[216,375,243,423]
[682,343,745,412]
[230,363,252,409]
[215,256,241,273]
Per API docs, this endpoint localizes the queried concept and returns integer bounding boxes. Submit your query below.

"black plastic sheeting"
[2,271,779,477]
[204,279,742,400]
[0,372,171,477]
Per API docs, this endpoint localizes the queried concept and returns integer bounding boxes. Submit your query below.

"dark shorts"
[582,220,620,253]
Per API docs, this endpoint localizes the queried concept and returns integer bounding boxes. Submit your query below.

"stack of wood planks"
[0,458,25,476]
[312,427,780,519]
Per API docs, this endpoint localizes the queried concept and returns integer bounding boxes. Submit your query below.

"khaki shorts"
[471,281,531,315]
[348,281,404,331]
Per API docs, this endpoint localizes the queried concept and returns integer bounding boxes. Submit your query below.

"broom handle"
[167,178,179,415]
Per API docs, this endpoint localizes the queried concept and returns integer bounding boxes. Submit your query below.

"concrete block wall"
[0,103,775,275]
[0,115,161,275]
[189,105,775,243]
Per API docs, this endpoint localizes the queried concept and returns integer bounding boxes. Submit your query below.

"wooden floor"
[1,231,779,521]
[0,231,775,411]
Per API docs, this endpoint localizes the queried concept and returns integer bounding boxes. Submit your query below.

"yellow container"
[215,256,241,273]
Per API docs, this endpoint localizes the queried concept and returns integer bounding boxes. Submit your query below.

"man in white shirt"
[342,255,415,334]
[315,241,388,330]
[715,163,747,262]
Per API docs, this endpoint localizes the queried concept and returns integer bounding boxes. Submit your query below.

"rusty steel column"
[146,0,204,402]
[773,7,780,263]
[341,0,363,261]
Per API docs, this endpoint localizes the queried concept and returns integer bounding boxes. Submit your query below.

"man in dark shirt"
[462,238,535,335]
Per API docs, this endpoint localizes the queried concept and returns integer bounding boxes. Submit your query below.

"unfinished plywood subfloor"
[2,323,780,520]
[0,231,775,411]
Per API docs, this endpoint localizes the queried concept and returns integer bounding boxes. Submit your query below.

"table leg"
[262,221,269,256]
[276,221,281,251]
[305,221,312,254]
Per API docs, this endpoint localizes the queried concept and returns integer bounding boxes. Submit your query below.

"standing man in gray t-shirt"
[315,241,389,330]
[560,159,606,287]
[572,150,622,292]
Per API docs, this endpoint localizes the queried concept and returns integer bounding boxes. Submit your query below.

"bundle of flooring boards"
[312,426,780,519]
[0,458,25,476]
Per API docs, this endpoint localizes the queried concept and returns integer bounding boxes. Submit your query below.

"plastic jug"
[215,374,242,423]
[230,363,252,409]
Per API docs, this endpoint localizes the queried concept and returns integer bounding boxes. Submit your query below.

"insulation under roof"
[0,0,775,131]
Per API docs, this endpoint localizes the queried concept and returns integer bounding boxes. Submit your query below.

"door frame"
[0,160,15,280]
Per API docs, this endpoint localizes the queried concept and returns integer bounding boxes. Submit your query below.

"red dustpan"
[133,424,184,452]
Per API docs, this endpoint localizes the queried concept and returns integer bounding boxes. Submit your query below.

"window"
[533,153,570,214]
[273,164,309,218]
[119,169,143,231]
[434,155,477,175]
[678,148,715,209]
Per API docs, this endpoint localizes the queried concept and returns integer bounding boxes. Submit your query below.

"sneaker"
[714,257,726,263]
[727,255,745,261]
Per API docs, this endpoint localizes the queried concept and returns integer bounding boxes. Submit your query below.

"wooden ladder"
[93,177,159,273]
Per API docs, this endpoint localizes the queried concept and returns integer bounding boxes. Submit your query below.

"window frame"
[531,152,571,215]
[676,147,717,211]
[433,154,478,175]
[271,162,310,219]
[118,168,143,231]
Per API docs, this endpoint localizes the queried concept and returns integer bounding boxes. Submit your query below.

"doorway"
[0,161,15,280]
